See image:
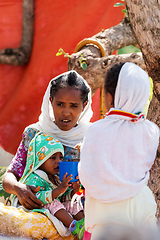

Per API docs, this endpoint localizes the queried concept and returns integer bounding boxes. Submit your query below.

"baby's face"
[39,152,63,175]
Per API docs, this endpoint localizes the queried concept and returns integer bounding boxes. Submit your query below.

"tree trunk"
[125,0,160,221]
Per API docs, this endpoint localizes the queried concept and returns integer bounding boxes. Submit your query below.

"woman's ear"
[49,96,53,103]
[82,101,88,111]
[104,92,114,112]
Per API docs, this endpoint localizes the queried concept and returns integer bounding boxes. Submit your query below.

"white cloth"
[85,186,157,239]
[27,70,93,148]
[79,62,159,202]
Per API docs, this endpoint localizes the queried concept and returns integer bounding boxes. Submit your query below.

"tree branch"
[0,0,34,66]
[68,18,143,96]
[69,52,144,96]
[92,18,139,55]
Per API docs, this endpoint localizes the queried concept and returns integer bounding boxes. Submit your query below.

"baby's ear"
[74,142,82,153]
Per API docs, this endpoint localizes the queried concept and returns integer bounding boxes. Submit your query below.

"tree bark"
[125,0,160,99]
[0,0,34,66]
[125,0,160,221]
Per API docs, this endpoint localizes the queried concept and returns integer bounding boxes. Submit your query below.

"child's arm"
[25,173,72,204]
[60,176,81,202]
[51,173,72,200]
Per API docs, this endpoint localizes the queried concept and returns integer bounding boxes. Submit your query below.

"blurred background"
[0,0,125,166]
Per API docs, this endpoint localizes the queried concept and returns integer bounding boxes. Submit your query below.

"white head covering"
[28,70,93,148]
[115,62,150,113]
[79,62,159,202]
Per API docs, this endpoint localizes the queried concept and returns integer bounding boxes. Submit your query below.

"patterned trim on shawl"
[107,109,145,122]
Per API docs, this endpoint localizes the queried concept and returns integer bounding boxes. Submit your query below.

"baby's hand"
[72,176,81,193]
[59,173,73,193]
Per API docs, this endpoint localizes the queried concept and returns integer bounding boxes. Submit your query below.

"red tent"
[0,0,124,154]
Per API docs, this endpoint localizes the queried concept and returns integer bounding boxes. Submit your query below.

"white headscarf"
[28,70,93,148]
[79,62,159,202]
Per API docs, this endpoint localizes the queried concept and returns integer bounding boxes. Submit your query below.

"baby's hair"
[104,62,125,99]
[50,71,90,103]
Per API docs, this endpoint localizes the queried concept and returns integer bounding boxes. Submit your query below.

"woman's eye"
[50,156,56,160]
[60,157,63,160]
[71,104,78,108]
[57,103,63,107]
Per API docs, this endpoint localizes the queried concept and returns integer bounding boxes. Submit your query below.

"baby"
[12,132,85,239]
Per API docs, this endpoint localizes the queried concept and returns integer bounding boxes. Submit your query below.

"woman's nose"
[62,108,70,116]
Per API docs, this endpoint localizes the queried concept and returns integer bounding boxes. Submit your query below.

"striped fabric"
[107,109,145,122]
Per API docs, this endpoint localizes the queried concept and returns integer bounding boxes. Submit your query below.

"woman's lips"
[61,119,71,123]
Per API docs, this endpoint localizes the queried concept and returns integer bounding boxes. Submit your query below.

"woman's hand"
[74,142,82,153]
[2,170,43,210]
[15,182,43,210]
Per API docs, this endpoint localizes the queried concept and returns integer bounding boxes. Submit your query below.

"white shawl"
[27,70,93,148]
[79,62,159,202]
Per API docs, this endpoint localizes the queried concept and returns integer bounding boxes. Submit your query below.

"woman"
[79,62,159,239]
[3,70,93,210]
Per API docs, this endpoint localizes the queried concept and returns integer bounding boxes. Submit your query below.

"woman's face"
[50,86,87,131]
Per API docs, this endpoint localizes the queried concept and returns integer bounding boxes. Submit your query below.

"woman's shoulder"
[22,127,40,150]
[145,119,160,138]
[63,146,80,161]
[23,127,40,138]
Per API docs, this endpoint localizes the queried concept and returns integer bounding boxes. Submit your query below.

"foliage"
[114,0,129,20]
[118,45,141,54]
[56,48,87,70]
[56,48,71,58]
[79,55,87,70]
[0,167,10,199]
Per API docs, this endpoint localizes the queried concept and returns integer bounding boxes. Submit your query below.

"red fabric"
[0,0,124,154]
[83,231,91,240]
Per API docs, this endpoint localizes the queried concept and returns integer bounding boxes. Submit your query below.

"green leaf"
[56,52,63,56]
[81,62,87,70]
[0,181,10,199]
[114,3,124,7]
[56,48,71,58]
[122,9,128,13]
[0,167,11,200]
